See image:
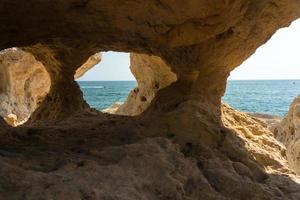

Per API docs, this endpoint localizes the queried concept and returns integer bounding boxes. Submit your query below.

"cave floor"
[0,108,300,199]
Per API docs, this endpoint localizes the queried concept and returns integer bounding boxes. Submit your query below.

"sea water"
[78,80,300,117]
[79,81,137,110]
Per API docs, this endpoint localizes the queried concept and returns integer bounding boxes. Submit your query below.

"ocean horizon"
[77,80,300,116]
[78,79,300,81]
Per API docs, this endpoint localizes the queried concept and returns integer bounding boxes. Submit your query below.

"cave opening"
[76,51,177,116]
[76,51,137,114]
[0,48,51,126]
[223,19,300,118]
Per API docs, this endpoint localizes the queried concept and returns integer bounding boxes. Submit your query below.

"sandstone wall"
[116,53,177,115]
[0,48,101,126]
[0,0,299,123]
[0,48,51,125]
[274,96,300,175]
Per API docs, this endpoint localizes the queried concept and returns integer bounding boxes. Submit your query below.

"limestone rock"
[0,48,101,125]
[0,0,298,122]
[74,53,102,79]
[102,102,123,114]
[0,1,300,199]
[247,112,282,132]
[116,53,177,115]
[0,105,299,199]
[274,96,300,175]
[4,114,18,127]
[222,104,290,174]
[0,138,221,200]
[0,48,51,124]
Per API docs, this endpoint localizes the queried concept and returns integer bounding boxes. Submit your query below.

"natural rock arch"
[111,53,177,116]
[0,1,300,199]
[0,48,51,126]
[0,48,101,126]
[0,0,298,124]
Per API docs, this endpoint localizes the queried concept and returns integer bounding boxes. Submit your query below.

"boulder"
[274,96,300,175]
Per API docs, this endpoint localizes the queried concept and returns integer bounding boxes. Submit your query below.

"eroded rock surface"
[0,0,300,199]
[0,105,299,199]
[1,0,299,123]
[0,138,220,199]
[274,96,300,175]
[74,53,102,79]
[0,48,101,125]
[116,53,177,115]
[0,48,51,125]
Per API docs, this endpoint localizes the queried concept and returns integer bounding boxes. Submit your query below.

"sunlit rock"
[274,96,300,175]
[0,48,51,124]
[102,102,123,114]
[0,48,101,125]
[0,0,300,198]
[4,113,18,127]
[116,53,177,115]
[75,53,102,79]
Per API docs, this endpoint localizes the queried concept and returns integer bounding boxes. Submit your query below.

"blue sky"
[78,19,300,81]
[77,52,134,81]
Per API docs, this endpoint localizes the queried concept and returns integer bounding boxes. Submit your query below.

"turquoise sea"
[78,80,300,117]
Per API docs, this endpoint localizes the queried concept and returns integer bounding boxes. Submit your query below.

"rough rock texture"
[74,53,102,79]
[4,114,18,127]
[0,137,220,200]
[116,53,177,115]
[0,105,300,199]
[1,0,300,199]
[248,113,282,133]
[274,96,300,175]
[0,49,101,125]
[0,48,51,124]
[222,104,289,174]
[0,0,299,123]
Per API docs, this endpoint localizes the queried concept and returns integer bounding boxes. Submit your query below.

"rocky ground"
[0,102,300,199]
